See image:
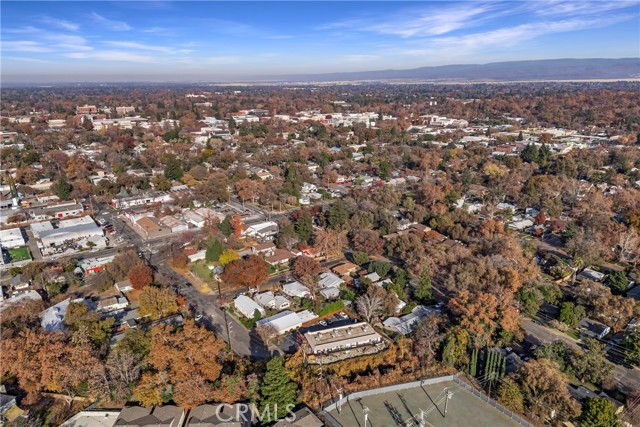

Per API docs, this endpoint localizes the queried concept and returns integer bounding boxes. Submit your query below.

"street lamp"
[362,406,370,427]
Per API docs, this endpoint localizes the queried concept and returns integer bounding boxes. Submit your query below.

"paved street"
[522,318,640,392]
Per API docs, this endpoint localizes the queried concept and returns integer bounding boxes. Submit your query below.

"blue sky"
[2,1,639,82]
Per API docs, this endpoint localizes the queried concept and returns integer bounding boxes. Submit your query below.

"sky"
[2,0,639,83]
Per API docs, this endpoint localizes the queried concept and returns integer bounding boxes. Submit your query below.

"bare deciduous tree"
[355,289,385,323]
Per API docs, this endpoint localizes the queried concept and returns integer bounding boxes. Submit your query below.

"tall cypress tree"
[259,356,299,422]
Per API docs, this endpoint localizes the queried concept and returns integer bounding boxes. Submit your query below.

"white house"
[282,281,311,298]
[254,291,276,309]
[97,296,129,313]
[234,295,266,318]
[318,272,344,289]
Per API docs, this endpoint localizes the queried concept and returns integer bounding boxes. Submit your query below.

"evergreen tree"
[520,143,539,163]
[414,273,433,304]
[539,143,552,165]
[53,177,73,200]
[295,210,313,243]
[206,239,223,262]
[164,155,184,180]
[606,270,628,294]
[624,328,640,366]
[378,160,390,180]
[469,348,478,377]
[218,215,233,237]
[517,131,524,141]
[259,356,299,422]
[326,200,349,229]
[580,397,619,427]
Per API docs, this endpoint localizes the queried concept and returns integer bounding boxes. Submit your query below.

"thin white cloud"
[103,41,193,55]
[40,16,79,31]
[319,3,496,37]
[2,56,53,64]
[2,41,51,53]
[89,12,131,31]
[66,50,155,63]
[429,16,631,51]
[532,0,639,17]
[265,35,293,40]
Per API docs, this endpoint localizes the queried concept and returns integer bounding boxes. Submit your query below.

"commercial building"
[29,202,84,220]
[111,193,173,210]
[257,310,318,335]
[0,228,25,249]
[38,222,103,248]
[304,321,383,355]
[159,216,189,233]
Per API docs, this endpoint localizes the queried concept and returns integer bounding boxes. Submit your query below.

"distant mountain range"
[271,58,640,83]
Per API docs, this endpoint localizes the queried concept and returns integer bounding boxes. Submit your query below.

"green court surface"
[8,246,31,262]
[326,380,521,427]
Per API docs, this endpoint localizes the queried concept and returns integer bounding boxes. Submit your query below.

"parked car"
[195,314,204,322]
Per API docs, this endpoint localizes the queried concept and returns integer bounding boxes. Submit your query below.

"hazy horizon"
[2,1,639,83]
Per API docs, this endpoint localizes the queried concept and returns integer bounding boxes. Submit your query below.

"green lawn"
[191,261,215,283]
[8,246,31,262]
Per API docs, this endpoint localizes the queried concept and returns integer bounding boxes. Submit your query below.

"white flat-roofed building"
[58,216,95,228]
[159,216,188,233]
[304,321,383,355]
[111,193,173,210]
[243,221,278,241]
[60,410,120,427]
[39,222,103,248]
[29,202,84,220]
[234,295,266,318]
[257,310,305,335]
[183,210,205,228]
[0,227,25,249]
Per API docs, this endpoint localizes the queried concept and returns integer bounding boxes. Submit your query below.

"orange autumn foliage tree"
[128,264,154,290]
[230,214,243,238]
[134,320,226,409]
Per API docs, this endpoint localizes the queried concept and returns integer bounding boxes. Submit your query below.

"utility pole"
[224,309,233,355]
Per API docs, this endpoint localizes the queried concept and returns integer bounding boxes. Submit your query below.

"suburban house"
[577,268,606,282]
[114,405,184,427]
[265,248,295,266]
[0,228,26,249]
[282,281,311,298]
[243,221,279,241]
[97,296,129,313]
[251,241,276,256]
[78,256,114,275]
[318,272,344,289]
[332,262,358,276]
[115,279,134,293]
[303,321,383,355]
[254,291,277,309]
[184,403,252,427]
[579,318,611,340]
[383,305,436,335]
[234,295,266,318]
